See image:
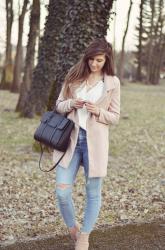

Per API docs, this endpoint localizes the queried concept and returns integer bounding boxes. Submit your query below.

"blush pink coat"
[52,73,120,177]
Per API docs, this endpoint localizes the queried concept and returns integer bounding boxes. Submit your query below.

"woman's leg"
[75,178,103,250]
[55,143,82,228]
[81,128,103,233]
[81,177,103,233]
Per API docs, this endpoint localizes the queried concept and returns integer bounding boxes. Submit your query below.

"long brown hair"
[63,38,115,98]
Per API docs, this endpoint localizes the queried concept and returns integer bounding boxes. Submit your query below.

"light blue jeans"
[55,127,103,233]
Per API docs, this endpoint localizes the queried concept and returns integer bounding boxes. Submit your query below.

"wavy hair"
[62,38,115,98]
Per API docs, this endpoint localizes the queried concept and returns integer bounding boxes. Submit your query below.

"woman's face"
[88,54,106,73]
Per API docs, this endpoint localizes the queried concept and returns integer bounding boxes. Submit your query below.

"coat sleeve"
[95,76,120,125]
[55,84,74,114]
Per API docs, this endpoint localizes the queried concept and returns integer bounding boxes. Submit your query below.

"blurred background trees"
[21,0,69,117]
[135,0,165,84]
[11,0,29,93]
[0,0,13,90]
[0,0,164,118]
[16,0,40,112]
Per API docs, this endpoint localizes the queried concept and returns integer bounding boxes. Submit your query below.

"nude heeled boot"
[68,221,81,242]
[75,232,90,250]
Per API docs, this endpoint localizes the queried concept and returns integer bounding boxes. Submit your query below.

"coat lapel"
[95,73,115,104]
[68,73,115,104]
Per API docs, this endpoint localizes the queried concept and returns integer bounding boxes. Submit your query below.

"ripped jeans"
[55,127,103,233]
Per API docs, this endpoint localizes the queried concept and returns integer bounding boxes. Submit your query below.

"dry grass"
[0,81,165,242]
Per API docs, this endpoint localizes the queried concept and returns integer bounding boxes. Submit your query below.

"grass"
[110,82,165,157]
[0,81,165,242]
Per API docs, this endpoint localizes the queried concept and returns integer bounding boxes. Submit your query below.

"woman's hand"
[85,101,100,116]
[70,98,86,109]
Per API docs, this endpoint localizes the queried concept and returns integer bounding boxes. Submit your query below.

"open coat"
[52,73,120,177]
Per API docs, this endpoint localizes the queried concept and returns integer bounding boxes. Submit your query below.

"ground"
[0,81,165,243]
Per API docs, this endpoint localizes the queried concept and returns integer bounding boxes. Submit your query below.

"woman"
[53,38,120,250]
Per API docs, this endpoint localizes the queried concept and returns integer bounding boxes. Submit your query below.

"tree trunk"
[112,0,117,60]
[47,0,114,112]
[16,0,40,112]
[11,0,29,93]
[20,0,68,118]
[149,0,164,84]
[145,0,155,84]
[151,32,165,84]
[0,0,13,90]
[136,0,145,81]
[118,0,133,84]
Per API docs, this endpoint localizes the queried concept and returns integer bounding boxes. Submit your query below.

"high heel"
[68,221,81,241]
[75,232,90,250]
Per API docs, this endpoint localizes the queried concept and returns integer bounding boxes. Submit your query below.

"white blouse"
[75,80,104,130]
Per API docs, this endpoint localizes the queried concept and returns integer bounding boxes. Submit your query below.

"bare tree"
[11,0,29,93]
[16,0,40,112]
[112,0,117,59]
[135,0,145,81]
[0,0,13,90]
[137,0,165,84]
[147,0,165,84]
[118,0,133,84]
[145,0,155,84]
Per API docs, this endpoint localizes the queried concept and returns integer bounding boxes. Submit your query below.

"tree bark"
[11,0,29,93]
[0,0,13,90]
[48,0,114,111]
[16,0,40,112]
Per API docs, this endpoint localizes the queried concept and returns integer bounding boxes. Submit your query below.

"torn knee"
[56,183,72,202]
[56,183,72,189]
